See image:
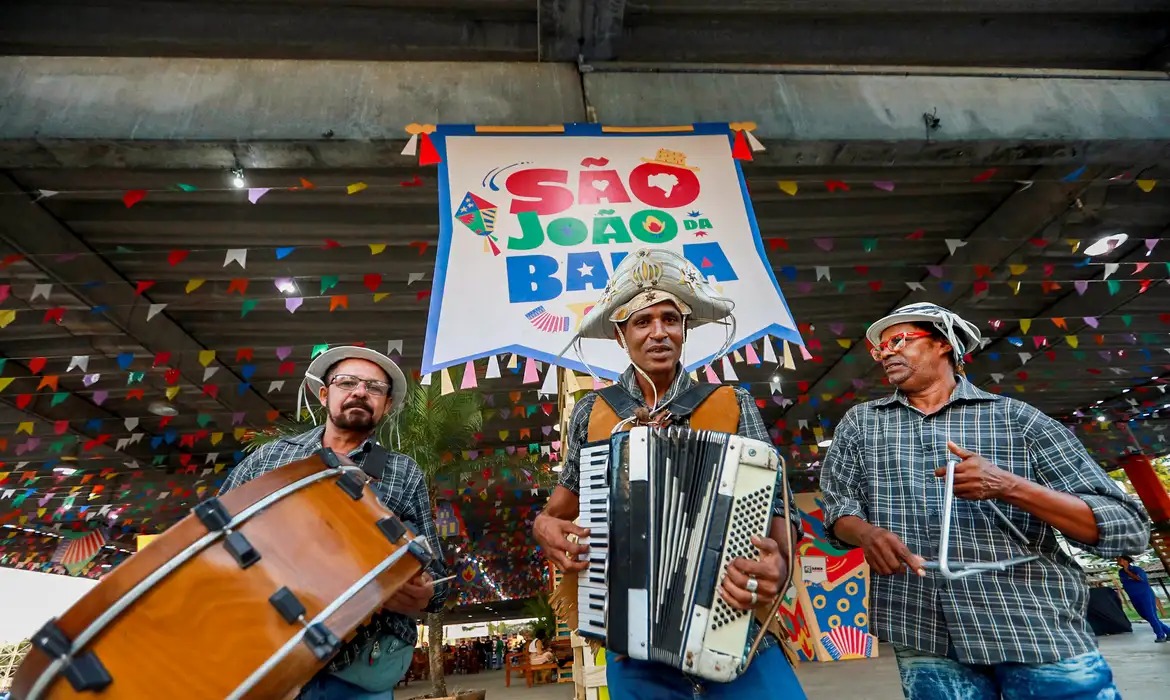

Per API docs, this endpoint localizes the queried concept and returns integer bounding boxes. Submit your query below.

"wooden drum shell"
[11,455,426,699]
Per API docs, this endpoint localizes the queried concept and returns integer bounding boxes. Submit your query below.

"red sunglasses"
[869,331,933,360]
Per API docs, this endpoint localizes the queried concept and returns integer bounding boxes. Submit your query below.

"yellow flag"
[234,428,247,441]
[185,279,206,293]
[0,309,16,328]
[373,292,390,302]
[210,432,223,446]
[1020,319,1032,333]
[16,421,34,435]
[782,340,795,370]
[166,386,181,400]
[1010,281,1022,295]
[347,182,368,195]
[1066,336,1079,349]
[1008,264,1027,276]
[369,243,387,255]
[0,378,13,393]
[198,350,216,367]
[778,181,798,196]
[837,339,852,349]
[1136,179,1157,193]
[563,371,581,394]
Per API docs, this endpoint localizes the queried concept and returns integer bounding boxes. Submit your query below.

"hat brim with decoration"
[574,247,735,341]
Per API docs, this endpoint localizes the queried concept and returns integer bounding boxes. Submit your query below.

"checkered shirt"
[219,425,448,662]
[819,376,1151,665]
[557,365,802,654]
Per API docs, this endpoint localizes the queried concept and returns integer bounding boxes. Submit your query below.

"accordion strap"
[742,450,798,673]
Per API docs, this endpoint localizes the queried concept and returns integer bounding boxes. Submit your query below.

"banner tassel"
[418,133,442,166]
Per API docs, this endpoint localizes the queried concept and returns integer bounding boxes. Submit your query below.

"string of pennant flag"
[2,234,1166,270]
[1,274,1167,331]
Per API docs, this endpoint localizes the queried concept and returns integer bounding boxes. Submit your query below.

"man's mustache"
[342,401,372,411]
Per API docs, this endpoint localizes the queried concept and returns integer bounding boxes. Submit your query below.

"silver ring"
[746,576,759,593]
[750,591,758,606]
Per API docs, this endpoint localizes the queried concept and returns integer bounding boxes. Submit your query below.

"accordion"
[575,425,780,682]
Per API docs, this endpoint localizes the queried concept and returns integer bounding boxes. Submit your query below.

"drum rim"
[18,458,367,700]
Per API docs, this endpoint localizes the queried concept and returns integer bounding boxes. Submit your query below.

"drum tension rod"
[31,620,112,693]
[193,497,261,569]
[267,587,342,661]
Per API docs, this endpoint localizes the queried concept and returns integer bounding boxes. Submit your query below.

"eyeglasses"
[869,331,933,361]
[329,374,390,397]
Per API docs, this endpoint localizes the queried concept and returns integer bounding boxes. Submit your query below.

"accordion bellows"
[574,426,779,682]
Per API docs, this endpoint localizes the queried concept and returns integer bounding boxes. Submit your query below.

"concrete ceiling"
[2,1,1168,69]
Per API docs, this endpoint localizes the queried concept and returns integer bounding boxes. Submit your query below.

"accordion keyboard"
[576,442,611,641]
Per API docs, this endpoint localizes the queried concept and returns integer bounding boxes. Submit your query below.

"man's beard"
[330,400,378,432]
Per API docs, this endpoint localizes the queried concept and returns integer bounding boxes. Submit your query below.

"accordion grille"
[709,485,773,631]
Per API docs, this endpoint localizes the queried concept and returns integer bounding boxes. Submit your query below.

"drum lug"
[62,651,114,693]
[31,620,113,692]
[408,540,433,567]
[224,530,262,569]
[304,622,341,661]
[336,472,365,500]
[193,497,231,531]
[269,586,308,625]
[376,516,407,543]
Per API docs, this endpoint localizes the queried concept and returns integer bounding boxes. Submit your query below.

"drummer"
[220,346,448,700]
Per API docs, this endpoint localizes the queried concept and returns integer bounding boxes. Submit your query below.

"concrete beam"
[0,1,538,62]
[1,58,1169,169]
[583,71,1170,143]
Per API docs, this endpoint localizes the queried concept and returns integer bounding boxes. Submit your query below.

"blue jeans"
[605,645,807,699]
[893,645,1121,700]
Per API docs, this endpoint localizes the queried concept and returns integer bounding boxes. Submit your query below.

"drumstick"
[430,574,456,585]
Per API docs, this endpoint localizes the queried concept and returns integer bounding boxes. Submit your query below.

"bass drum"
[10,448,431,699]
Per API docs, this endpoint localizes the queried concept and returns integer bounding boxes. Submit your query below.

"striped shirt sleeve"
[1012,400,1151,557]
[818,408,870,551]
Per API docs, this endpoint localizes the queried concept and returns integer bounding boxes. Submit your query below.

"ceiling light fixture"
[230,166,246,189]
[1083,232,1128,257]
[148,401,179,417]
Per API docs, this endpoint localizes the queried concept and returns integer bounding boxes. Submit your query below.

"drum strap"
[360,443,391,481]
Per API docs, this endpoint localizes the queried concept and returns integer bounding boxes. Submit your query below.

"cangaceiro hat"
[573,247,734,341]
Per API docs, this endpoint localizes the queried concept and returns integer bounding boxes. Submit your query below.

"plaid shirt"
[819,376,1150,665]
[219,425,448,664]
[557,365,802,654]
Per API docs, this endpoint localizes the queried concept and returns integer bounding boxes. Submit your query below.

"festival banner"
[421,123,802,379]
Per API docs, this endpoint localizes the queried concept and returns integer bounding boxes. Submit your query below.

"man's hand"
[720,536,785,611]
[383,571,435,616]
[533,513,590,572]
[939,441,1020,501]
[858,526,926,577]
